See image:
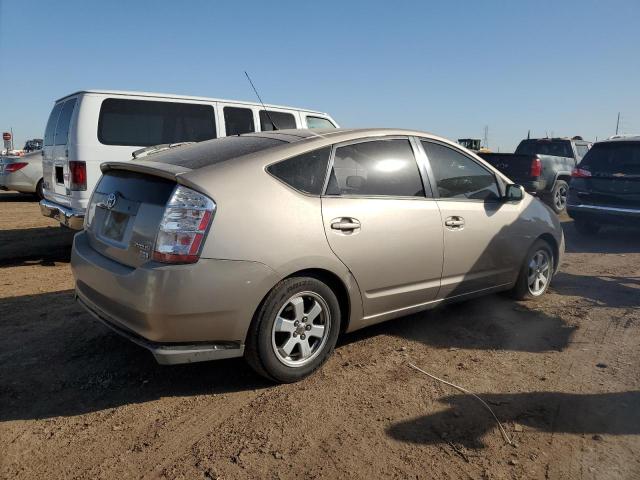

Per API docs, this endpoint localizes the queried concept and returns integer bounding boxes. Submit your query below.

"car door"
[420,139,524,299]
[320,137,444,322]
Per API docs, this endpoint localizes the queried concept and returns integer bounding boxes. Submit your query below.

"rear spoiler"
[101,160,191,181]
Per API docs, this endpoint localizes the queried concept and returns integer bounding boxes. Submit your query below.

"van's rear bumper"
[40,199,85,229]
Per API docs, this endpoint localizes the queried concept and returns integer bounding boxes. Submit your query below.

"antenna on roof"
[244,71,278,131]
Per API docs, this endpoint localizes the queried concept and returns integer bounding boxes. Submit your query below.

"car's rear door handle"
[331,218,361,231]
[444,216,465,229]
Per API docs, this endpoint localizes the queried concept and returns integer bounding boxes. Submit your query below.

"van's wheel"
[548,180,568,214]
[245,277,341,383]
[510,239,554,300]
[573,219,600,235]
[35,179,44,200]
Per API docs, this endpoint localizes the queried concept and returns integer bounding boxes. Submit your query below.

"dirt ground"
[0,190,639,480]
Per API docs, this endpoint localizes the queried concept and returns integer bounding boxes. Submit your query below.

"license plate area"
[102,211,129,242]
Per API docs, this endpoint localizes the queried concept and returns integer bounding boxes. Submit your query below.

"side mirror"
[504,184,524,202]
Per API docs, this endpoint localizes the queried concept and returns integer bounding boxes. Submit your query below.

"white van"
[40,90,338,229]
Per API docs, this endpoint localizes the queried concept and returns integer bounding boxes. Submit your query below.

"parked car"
[479,137,592,213]
[23,138,43,152]
[71,129,564,382]
[567,135,640,234]
[40,90,339,230]
[0,151,44,198]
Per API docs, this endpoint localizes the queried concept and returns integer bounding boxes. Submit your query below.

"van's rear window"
[98,99,217,147]
[152,135,287,169]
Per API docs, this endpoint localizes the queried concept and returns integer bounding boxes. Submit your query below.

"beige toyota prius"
[71,129,564,382]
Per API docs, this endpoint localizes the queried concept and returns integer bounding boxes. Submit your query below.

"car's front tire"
[510,239,554,300]
[245,276,341,383]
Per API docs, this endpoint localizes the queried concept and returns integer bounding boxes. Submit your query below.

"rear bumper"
[567,203,640,224]
[40,198,85,229]
[71,232,279,364]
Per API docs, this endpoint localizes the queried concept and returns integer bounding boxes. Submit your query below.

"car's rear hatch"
[572,141,640,208]
[85,161,190,268]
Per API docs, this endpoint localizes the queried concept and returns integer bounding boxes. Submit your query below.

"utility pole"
[483,125,489,149]
[616,112,620,135]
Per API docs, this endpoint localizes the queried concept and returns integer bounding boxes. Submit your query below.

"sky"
[0,0,639,151]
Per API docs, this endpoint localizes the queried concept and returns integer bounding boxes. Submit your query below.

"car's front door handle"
[444,216,465,229]
[331,218,361,231]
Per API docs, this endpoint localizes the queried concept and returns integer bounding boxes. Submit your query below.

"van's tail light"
[69,161,87,190]
[4,162,28,173]
[153,185,216,264]
[530,157,542,178]
[571,167,592,178]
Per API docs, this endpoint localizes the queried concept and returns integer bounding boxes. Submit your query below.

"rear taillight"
[4,162,28,173]
[153,185,216,264]
[571,167,592,178]
[69,161,87,191]
[530,157,542,178]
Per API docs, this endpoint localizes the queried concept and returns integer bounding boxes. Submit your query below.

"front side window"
[268,147,331,195]
[326,139,425,197]
[259,110,296,131]
[98,99,217,147]
[44,102,63,146]
[306,116,335,129]
[224,106,255,136]
[54,99,77,145]
[422,141,500,201]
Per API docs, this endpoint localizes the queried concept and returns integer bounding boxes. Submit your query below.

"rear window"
[580,142,640,176]
[98,99,217,147]
[44,103,63,146]
[156,135,286,169]
[54,99,77,145]
[259,110,296,131]
[224,106,255,136]
[516,140,573,158]
[267,147,331,195]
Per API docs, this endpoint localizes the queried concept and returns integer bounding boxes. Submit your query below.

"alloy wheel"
[528,250,551,296]
[554,184,568,211]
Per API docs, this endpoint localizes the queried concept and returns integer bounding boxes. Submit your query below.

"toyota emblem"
[106,193,117,210]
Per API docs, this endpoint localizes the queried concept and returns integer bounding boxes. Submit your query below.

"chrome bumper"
[40,199,85,230]
[76,291,245,365]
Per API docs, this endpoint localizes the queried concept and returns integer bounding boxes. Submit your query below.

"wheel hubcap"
[555,185,567,210]
[528,250,551,296]
[271,292,331,367]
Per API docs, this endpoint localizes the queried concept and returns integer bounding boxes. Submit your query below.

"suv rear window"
[98,99,217,147]
[259,110,296,131]
[580,142,640,176]
[516,140,573,158]
[267,147,331,195]
[156,135,287,169]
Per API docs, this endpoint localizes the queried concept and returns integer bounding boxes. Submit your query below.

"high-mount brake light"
[153,185,216,264]
[530,157,542,178]
[571,167,592,178]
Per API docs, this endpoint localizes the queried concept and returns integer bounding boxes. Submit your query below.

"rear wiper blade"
[132,142,194,160]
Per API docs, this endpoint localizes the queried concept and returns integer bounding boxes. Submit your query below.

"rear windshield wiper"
[132,142,194,160]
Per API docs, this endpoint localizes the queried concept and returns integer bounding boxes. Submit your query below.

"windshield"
[516,140,573,158]
[580,142,640,176]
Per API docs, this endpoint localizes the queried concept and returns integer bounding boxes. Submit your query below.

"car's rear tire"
[35,179,44,200]
[573,219,600,235]
[510,239,554,301]
[548,180,568,214]
[245,276,341,383]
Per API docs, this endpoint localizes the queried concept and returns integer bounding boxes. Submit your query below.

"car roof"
[603,134,640,143]
[54,90,331,115]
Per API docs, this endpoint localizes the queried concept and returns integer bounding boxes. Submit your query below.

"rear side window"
[224,106,255,136]
[580,142,640,175]
[326,139,425,197]
[267,147,331,195]
[54,99,77,145]
[98,99,217,147]
[306,116,335,129]
[259,110,296,131]
[423,141,500,201]
[44,103,63,146]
